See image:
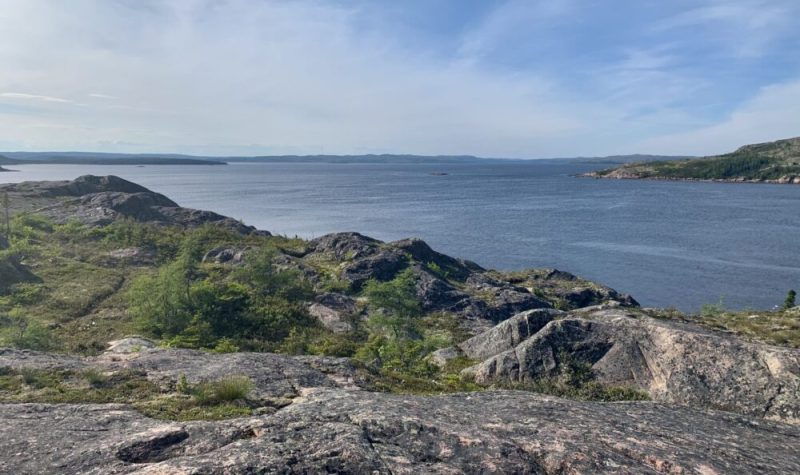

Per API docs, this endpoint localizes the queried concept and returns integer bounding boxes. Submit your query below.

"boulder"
[458,309,564,361]
[466,309,800,423]
[308,293,360,333]
[413,267,472,313]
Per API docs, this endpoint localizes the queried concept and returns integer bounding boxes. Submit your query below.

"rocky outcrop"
[0,254,39,293]
[463,308,800,423]
[2,387,799,474]
[500,268,639,309]
[308,232,382,260]
[303,232,635,332]
[1,175,265,234]
[391,237,484,280]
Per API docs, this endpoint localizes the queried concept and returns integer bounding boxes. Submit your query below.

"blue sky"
[0,0,799,157]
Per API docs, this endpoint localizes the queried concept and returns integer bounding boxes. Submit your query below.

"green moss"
[135,397,253,421]
[364,368,483,395]
[493,379,650,402]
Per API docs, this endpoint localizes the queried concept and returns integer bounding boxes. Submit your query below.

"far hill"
[583,137,800,184]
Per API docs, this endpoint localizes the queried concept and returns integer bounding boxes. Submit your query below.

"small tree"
[784,289,797,310]
[2,191,9,237]
[363,268,420,339]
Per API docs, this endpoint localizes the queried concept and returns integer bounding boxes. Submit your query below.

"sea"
[5,161,800,312]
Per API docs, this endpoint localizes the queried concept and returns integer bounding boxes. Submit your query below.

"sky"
[0,0,799,158]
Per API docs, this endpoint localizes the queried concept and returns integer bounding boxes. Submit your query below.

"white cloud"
[0,0,797,157]
[653,0,798,57]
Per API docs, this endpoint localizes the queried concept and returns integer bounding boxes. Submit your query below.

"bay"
[4,161,799,311]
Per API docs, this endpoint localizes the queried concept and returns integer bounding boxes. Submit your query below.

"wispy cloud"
[0,92,73,103]
[88,93,115,99]
[633,79,800,155]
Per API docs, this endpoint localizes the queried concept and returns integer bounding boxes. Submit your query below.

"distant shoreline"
[577,172,800,185]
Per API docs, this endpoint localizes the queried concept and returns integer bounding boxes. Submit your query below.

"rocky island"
[0,176,799,474]
[582,136,800,184]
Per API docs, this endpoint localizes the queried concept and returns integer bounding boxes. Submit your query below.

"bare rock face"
[202,246,252,265]
[3,343,800,473]
[308,292,360,333]
[5,175,266,235]
[2,390,799,474]
[341,247,408,289]
[413,266,472,312]
[308,232,382,260]
[465,309,800,423]
[99,348,358,401]
[102,247,157,266]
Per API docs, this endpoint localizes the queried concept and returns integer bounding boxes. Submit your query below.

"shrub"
[10,320,59,351]
[212,338,240,353]
[83,369,109,388]
[700,297,725,318]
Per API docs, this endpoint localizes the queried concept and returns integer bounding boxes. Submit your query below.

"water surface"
[5,162,799,311]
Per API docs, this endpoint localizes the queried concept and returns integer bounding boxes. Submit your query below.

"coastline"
[577,172,800,185]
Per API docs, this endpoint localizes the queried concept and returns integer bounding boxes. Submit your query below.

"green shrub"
[700,297,726,318]
[212,338,240,353]
[363,268,421,339]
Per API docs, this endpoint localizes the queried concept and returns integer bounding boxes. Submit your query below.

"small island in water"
[582,136,800,184]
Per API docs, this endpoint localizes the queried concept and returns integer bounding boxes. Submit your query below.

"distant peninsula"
[582,136,800,184]
[0,152,226,166]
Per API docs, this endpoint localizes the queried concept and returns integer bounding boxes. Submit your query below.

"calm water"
[5,162,800,311]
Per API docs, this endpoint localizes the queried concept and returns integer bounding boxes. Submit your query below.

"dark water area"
[6,161,800,311]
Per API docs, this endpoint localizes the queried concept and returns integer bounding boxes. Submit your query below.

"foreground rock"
[459,308,800,423]
[2,388,799,474]
[3,340,800,473]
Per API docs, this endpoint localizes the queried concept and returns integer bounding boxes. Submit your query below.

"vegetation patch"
[0,367,258,421]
